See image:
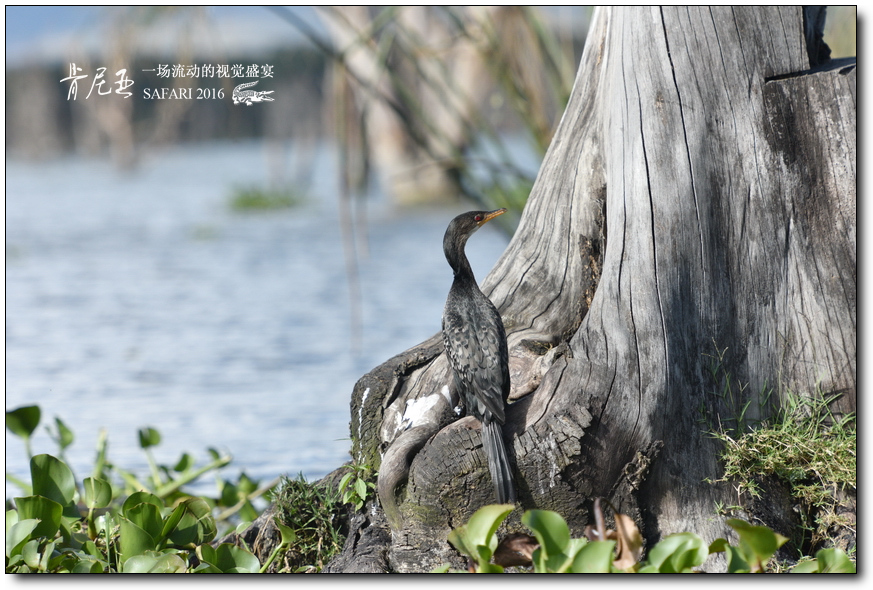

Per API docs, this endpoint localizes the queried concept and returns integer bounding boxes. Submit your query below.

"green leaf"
[123,551,187,573]
[138,427,161,449]
[220,480,240,506]
[71,558,105,573]
[790,560,820,573]
[53,417,75,449]
[644,532,707,572]
[6,510,39,558]
[726,518,787,570]
[172,453,193,472]
[238,472,258,495]
[125,502,164,540]
[522,509,575,571]
[83,477,113,509]
[708,537,731,553]
[159,501,186,543]
[30,454,77,512]
[14,495,63,540]
[571,540,616,573]
[197,542,218,566]
[167,497,216,547]
[22,538,42,569]
[791,548,856,573]
[214,543,261,573]
[447,503,514,568]
[122,491,164,515]
[119,517,157,557]
[724,545,751,573]
[39,540,55,571]
[355,476,368,499]
[274,519,298,545]
[6,406,41,439]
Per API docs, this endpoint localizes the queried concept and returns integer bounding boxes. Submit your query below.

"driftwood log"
[228,6,855,573]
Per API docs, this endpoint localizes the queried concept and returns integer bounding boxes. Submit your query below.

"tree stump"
[229,7,855,573]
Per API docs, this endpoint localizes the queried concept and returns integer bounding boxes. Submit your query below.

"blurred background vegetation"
[6,6,855,219]
[6,6,593,222]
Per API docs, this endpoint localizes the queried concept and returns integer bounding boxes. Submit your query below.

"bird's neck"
[446,242,478,288]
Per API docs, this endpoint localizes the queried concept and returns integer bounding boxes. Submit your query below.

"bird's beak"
[479,208,507,226]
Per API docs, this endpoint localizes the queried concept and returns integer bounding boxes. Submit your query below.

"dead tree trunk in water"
[229,7,855,573]
[332,6,857,572]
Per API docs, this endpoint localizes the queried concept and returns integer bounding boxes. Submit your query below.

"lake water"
[5,140,514,498]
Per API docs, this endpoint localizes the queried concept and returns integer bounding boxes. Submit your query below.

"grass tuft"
[272,474,346,572]
[710,389,855,550]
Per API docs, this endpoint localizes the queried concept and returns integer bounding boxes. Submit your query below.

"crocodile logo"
[232,80,275,106]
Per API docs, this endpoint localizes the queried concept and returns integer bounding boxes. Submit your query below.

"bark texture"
[279,6,854,573]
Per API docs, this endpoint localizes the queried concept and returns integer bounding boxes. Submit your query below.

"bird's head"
[446,208,507,240]
[443,209,507,274]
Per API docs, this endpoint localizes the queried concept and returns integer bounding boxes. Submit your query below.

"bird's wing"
[442,297,508,424]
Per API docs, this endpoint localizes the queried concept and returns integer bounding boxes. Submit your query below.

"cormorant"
[441,209,516,504]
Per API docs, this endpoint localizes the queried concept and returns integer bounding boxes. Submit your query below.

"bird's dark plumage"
[441,209,515,504]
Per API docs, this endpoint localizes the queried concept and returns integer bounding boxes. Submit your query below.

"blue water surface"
[5,140,512,497]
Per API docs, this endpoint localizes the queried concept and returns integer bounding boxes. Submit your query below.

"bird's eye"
[474,215,482,222]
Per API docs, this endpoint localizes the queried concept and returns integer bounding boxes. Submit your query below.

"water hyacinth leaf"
[571,540,615,573]
[7,507,20,530]
[215,543,261,573]
[726,518,787,570]
[39,540,56,571]
[14,495,63,540]
[447,503,514,568]
[125,502,164,540]
[173,453,193,472]
[138,427,161,449]
[220,480,240,506]
[198,542,218,566]
[671,543,709,572]
[522,509,570,555]
[6,519,40,558]
[6,405,41,439]
[123,491,164,515]
[52,417,75,449]
[123,551,187,573]
[160,501,187,542]
[643,532,706,572]
[724,545,751,573]
[522,509,573,571]
[72,558,105,573]
[167,498,217,547]
[465,503,514,551]
[238,472,258,495]
[708,537,731,554]
[22,538,42,569]
[790,548,856,573]
[83,477,113,509]
[812,548,856,573]
[30,454,76,509]
[119,517,157,557]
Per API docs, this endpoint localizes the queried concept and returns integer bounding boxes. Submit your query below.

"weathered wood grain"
[237,7,854,573]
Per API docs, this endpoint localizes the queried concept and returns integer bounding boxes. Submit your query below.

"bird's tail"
[482,419,516,504]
